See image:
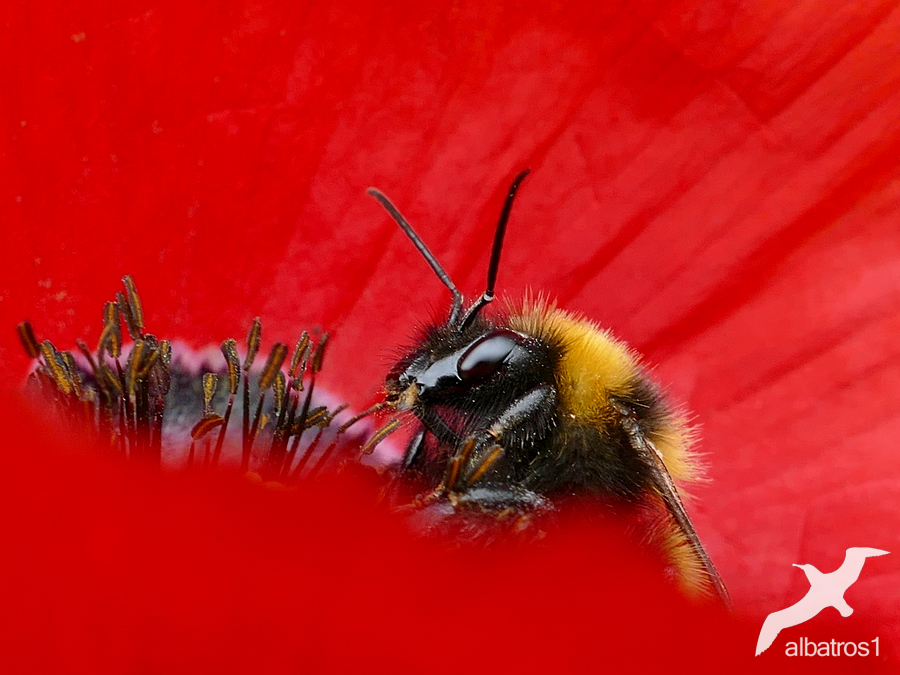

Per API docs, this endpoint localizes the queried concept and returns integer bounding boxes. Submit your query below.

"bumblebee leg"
[400,427,427,473]
[360,417,402,455]
[453,384,557,489]
[466,444,504,485]
[452,484,548,512]
[444,436,476,493]
[485,384,555,447]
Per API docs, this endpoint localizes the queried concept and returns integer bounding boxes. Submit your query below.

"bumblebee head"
[370,169,544,422]
[385,324,552,413]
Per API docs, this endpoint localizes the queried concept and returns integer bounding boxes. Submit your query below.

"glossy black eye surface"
[457,329,523,382]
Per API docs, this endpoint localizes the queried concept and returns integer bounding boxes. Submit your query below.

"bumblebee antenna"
[367,187,464,324]
[458,168,530,332]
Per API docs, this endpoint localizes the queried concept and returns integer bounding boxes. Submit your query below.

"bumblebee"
[366,170,729,604]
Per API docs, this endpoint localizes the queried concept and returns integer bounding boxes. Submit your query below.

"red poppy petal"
[4,0,900,664]
[3,391,888,672]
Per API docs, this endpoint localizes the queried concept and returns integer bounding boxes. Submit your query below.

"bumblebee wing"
[615,405,731,606]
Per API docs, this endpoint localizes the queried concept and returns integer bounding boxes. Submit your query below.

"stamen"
[303,404,353,480]
[40,341,71,395]
[302,406,329,428]
[116,291,141,341]
[273,372,286,418]
[445,436,476,493]
[360,417,401,455]
[75,339,98,373]
[99,301,122,358]
[97,361,122,396]
[259,342,287,390]
[135,348,159,381]
[249,389,267,451]
[16,321,40,359]
[60,351,85,400]
[202,373,218,416]
[311,333,329,373]
[191,414,225,440]
[121,275,144,336]
[213,338,241,469]
[244,317,262,370]
[126,341,146,399]
[158,340,172,368]
[289,332,310,380]
[221,338,241,396]
[241,368,252,472]
[288,427,326,481]
[22,278,353,480]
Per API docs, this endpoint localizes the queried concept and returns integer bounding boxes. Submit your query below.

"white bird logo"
[755,547,889,656]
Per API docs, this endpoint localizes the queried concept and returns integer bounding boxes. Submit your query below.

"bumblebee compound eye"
[457,329,524,382]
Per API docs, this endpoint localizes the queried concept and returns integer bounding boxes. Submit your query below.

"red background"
[2,0,899,670]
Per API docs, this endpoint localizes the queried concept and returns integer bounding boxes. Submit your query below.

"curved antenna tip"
[458,168,531,331]
[367,185,464,322]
